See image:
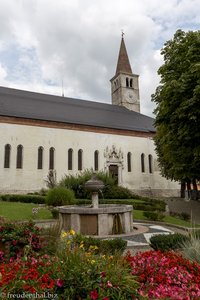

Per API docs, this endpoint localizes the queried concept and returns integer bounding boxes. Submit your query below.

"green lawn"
[133,209,198,228]
[0,201,52,221]
[0,200,198,228]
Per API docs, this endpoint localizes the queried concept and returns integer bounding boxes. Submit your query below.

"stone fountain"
[58,174,133,236]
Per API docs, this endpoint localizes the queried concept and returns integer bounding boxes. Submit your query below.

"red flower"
[100,271,106,278]
[90,289,99,299]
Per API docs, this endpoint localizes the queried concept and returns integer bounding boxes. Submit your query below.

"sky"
[0,0,199,117]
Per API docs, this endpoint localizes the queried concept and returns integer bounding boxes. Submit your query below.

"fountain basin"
[58,204,133,236]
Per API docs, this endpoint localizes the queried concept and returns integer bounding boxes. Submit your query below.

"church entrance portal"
[109,164,118,185]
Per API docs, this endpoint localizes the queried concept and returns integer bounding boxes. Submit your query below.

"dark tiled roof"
[0,86,155,133]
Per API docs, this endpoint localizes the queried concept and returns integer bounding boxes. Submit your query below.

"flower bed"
[1,227,200,299]
[126,250,200,299]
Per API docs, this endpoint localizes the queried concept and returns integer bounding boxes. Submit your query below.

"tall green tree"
[152,29,200,196]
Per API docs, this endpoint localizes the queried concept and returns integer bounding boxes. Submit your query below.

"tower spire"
[115,35,132,75]
[110,35,140,113]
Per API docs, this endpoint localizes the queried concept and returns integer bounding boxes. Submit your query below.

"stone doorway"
[109,164,118,185]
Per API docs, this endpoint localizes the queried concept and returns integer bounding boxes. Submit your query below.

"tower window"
[148,154,153,173]
[16,145,23,169]
[94,150,99,171]
[130,78,133,88]
[49,147,55,170]
[141,153,145,173]
[127,152,132,172]
[126,77,129,87]
[37,146,43,169]
[4,144,11,168]
[68,148,73,170]
[78,149,83,171]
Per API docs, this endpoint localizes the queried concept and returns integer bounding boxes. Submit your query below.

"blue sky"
[0,0,199,116]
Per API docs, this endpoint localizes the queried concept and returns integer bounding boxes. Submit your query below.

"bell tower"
[110,35,140,113]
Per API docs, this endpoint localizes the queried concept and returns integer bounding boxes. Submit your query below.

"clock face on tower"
[125,90,136,103]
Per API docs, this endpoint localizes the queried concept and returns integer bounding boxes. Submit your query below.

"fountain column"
[92,192,99,208]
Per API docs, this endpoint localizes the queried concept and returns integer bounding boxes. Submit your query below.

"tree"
[152,29,200,198]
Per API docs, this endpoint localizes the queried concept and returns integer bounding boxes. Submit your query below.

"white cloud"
[0,0,199,117]
[0,64,8,85]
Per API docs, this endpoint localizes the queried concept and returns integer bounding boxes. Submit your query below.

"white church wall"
[0,122,180,196]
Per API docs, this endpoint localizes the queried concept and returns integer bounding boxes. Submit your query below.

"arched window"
[94,150,99,171]
[4,144,11,168]
[130,78,133,88]
[49,147,55,170]
[68,148,73,170]
[148,154,153,173]
[126,77,129,87]
[78,149,83,171]
[37,146,43,169]
[141,153,145,173]
[127,152,132,172]
[16,145,23,169]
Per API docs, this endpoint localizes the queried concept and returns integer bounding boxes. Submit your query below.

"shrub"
[143,211,165,221]
[59,170,92,199]
[0,221,43,260]
[51,208,59,219]
[0,194,45,204]
[170,211,191,221]
[181,233,200,264]
[59,170,134,199]
[45,170,57,188]
[40,222,61,255]
[96,170,115,186]
[46,187,75,207]
[102,185,133,199]
[180,212,191,221]
[39,188,48,196]
[100,238,127,254]
[70,233,127,255]
[150,233,189,251]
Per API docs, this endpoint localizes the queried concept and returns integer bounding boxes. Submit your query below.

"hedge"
[150,233,189,251]
[0,194,46,204]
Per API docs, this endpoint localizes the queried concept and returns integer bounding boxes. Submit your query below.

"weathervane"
[121,29,125,38]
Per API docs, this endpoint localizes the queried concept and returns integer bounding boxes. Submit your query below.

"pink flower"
[56,278,64,288]
[12,240,17,246]
[31,257,38,265]
[106,281,113,288]
[90,289,98,299]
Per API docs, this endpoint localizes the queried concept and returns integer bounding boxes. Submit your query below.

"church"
[0,37,179,196]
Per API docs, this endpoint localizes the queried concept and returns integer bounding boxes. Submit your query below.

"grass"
[0,200,198,228]
[0,201,52,221]
[133,210,199,228]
